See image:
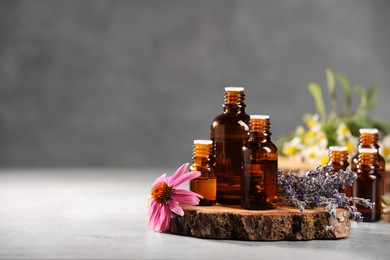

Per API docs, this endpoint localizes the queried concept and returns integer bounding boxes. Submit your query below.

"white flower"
[306,114,321,132]
[336,123,358,154]
[302,145,328,165]
[337,123,353,141]
[379,134,390,161]
[282,137,303,162]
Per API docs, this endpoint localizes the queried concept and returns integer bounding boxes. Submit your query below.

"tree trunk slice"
[169,205,351,241]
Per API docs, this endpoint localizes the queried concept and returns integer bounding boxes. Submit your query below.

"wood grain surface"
[169,205,351,241]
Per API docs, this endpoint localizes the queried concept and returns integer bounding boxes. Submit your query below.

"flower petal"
[147,202,162,230]
[147,199,157,218]
[172,189,202,205]
[170,171,201,188]
[147,201,172,232]
[172,194,200,205]
[174,189,203,198]
[157,204,171,232]
[152,173,168,187]
[168,199,184,216]
[169,163,189,186]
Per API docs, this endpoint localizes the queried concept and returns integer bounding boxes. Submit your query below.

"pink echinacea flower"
[147,163,203,232]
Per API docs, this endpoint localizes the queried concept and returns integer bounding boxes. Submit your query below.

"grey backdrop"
[1,0,389,168]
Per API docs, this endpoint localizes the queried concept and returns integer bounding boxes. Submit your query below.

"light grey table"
[1,168,389,260]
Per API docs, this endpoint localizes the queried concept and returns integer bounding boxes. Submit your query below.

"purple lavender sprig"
[277,165,374,222]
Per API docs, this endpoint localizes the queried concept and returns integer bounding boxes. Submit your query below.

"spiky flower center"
[151,182,173,204]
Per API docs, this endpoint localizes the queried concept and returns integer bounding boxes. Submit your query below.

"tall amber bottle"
[351,128,386,194]
[210,87,250,204]
[327,146,351,195]
[354,148,382,222]
[189,140,216,206]
[241,115,278,210]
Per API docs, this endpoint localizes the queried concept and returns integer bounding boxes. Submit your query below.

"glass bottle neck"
[356,153,378,173]
[359,152,377,164]
[192,144,213,165]
[249,118,271,141]
[249,131,271,141]
[329,151,348,163]
[223,90,246,114]
[223,104,246,114]
[359,133,379,148]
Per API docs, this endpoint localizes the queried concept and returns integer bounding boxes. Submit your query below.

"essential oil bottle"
[189,140,216,206]
[351,128,386,194]
[327,146,349,173]
[327,146,352,195]
[241,115,278,210]
[354,148,382,222]
[210,87,250,204]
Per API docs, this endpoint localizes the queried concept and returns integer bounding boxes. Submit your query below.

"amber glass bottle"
[354,148,382,222]
[241,115,278,210]
[351,128,386,194]
[327,146,351,195]
[327,146,349,173]
[189,140,216,206]
[210,87,250,204]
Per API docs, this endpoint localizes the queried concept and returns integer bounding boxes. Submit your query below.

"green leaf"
[321,121,338,146]
[371,118,390,136]
[308,83,326,122]
[344,119,360,137]
[326,69,337,113]
[366,83,378,110]
[336,73,352,116]
[327,111,338,121]
[355,84,367,113]
[353,109,369,127]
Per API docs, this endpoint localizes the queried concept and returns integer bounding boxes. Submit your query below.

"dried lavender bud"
[277,165,374,222]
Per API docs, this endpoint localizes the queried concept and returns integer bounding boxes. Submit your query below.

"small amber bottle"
[351,128,386,194]
[189,140,217,206]
[210,87,250,205]
[241,115,278,210]
[327,146,351,195]
[354,148,382,222]
[327,146,349,173]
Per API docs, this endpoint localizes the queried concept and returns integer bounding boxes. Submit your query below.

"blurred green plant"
[308,69,390,140]
[278,69,390,163]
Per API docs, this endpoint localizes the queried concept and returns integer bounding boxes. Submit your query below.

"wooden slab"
[169,205,351,241]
